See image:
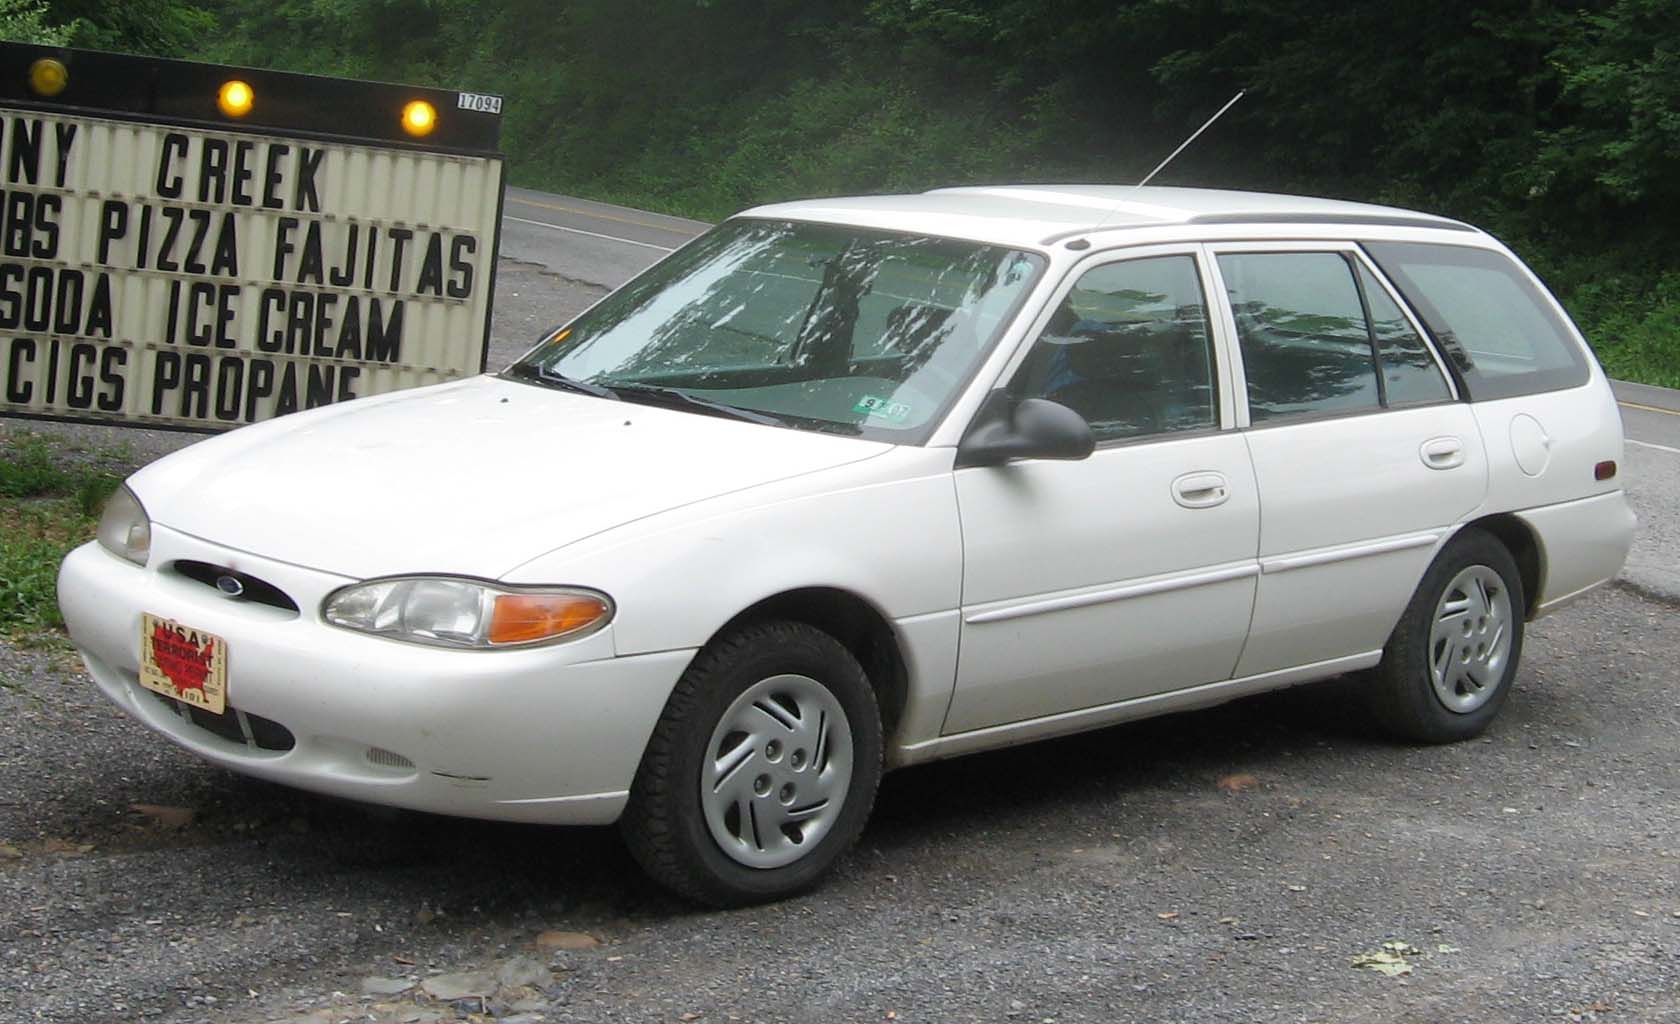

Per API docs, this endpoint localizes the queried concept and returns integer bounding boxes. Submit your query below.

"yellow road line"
[1619,400,1680,418]
[506,194,700,235]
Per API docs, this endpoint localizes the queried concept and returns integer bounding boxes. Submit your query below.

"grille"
[365,747,415,770]
[150,692,296,752]
[170,560,300,613]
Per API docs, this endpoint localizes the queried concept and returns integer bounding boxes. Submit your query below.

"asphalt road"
[497,187,702,292]
[2,191,1678,1024]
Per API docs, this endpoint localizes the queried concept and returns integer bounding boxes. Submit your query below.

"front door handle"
[1172,471,1230,509]
[1420,436,1466,470]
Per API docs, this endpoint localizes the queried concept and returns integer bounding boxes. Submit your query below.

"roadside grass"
[0,436,126,639]
[1572,280,1680,390]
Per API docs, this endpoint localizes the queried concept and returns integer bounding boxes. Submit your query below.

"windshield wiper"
[608,383,783,426]
[504,362,620,400]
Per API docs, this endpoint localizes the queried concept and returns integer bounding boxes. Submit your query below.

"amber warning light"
[28,58,68,97]
[401,99,437,137]
[217,79,254,117]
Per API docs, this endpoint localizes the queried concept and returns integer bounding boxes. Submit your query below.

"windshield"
[507,218,1045,441]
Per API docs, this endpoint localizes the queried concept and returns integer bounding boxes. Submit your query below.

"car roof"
[741,185,1479,250]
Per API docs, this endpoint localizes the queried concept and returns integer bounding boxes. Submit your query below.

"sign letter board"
[0,43,505,431]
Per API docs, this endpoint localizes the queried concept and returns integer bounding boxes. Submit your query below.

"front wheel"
[1366,528,1526,743]
[622,620,883,906]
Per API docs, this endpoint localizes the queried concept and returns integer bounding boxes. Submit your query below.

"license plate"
[139,614,228,715]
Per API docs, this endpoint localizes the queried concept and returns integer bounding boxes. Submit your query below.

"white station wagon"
[60,186,1635,905]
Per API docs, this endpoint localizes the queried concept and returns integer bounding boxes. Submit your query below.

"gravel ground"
[1622,443,1680,604]
[4,259,1678,1023]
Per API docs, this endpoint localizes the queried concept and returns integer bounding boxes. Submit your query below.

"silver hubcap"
[701,674,853,869]
[1428,565,1513,714]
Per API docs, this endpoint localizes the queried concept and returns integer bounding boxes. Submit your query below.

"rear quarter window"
[1362,242,1591,400]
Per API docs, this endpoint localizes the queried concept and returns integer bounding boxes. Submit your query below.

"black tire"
[621,620,883,907]
[1366,527,1526,743]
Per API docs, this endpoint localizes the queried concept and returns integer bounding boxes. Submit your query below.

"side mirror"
[955,391,1096,468]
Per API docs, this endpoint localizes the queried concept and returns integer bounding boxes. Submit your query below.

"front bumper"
[57,526,692,825]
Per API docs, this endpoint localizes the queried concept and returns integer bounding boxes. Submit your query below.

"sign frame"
[0,40,506,434]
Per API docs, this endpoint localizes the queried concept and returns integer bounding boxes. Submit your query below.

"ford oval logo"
[215,575,245,598]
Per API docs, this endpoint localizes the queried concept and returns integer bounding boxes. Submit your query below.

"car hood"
[131,375,892,579]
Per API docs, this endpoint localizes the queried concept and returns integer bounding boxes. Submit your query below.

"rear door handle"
[1172,471,1230,509]
[1420,436,1466,470]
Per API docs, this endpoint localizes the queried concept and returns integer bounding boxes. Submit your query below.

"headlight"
[322,577,613,649]
[96,485,151,566]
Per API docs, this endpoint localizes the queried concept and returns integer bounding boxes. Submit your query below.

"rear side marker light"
[1595,460,1617,481]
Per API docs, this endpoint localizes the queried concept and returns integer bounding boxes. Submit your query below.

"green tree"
[43,0,213,55]
[0,0,71,44]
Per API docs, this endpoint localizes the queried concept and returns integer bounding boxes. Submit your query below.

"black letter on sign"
[244,358,274,422]
[365,298,403,363]
[85,274,113,339]
[5,337,35,402]
[151,350,180,415]
[96,200,128,265]
[183,208,212,274]
[8,119,41,185]
[274,362,299,416]
[386,228,413,292]
[261,144,289,209]
[156,207,184,273]
[294,147,323,212]
[296,220,324,284]
[33,194,60,259]
[336,365,360,402]
[198,139,228,204]
[447,235,476,298]
[98,346,125,411]
[3,191,32,256]
[186,282,216,346]
[230,140,255,205]
[272,217,297,280]
[66,343,96,409]
[180,353,211,419]
[416,234,444,296]
[305,364,335,408]
[53,122,76,187]
[51,269,83,334]
[214,356,243,421]
[156,134,189,199]
[0,264,22,328]
[210,212,238,277]
[256,288,285,353]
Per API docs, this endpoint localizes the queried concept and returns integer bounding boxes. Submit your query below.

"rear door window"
[1360,266,1453,407]
[1217,251,1450,423]
[1362,242,1590,400]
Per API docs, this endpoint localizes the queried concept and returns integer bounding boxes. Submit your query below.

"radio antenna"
[1136,89,1246,187]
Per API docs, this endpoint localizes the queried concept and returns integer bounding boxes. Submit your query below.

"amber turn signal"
[28,58,68,97]
[1594,460,1617,481]
[218,80,254,117]
[401,99,437,137]
[488,592,611,645]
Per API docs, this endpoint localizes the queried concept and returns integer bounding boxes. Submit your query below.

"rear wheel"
[1367,528,1525,743]
[622,620,882,906]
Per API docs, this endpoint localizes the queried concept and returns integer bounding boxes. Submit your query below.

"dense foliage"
[10,0,1679,383]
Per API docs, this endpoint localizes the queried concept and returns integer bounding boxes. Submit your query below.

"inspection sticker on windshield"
[854,395,911,423]
[139,614,228,715]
